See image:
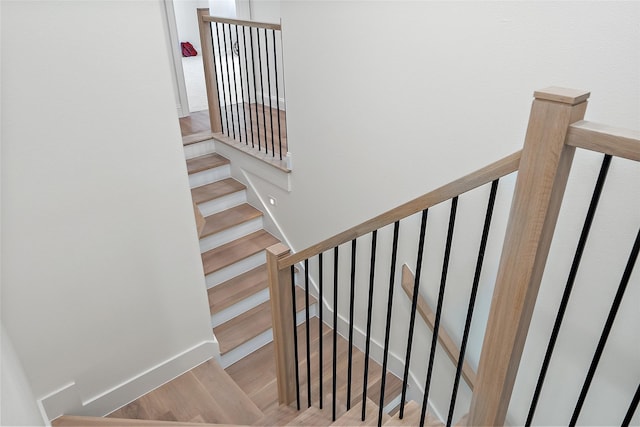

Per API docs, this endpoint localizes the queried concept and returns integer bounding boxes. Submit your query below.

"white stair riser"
[184,139,215,159]
[189,165,231,189]
[199,217,264,253]
[206,253,266,288]
[211,288,270,328]
[197,190,246,217]
[219,305,318,368]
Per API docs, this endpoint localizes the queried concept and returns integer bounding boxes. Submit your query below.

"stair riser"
[199,217,264,254]
[197,190,247,217]
[206,253,266,288]
[189,165,231,189]
[211,287,270,328]
[219,305,318,369]
[184,139,216,159]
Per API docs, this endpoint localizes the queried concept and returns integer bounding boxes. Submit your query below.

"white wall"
[174,0,209,53]
[1,325,46,426]
[245,1,640,425]
[1,0,215,422]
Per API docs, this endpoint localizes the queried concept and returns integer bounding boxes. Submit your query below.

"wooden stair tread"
[183,132,214,146]
[187,153,229,174]
[201,230,279,275]
[106,359,261,425]
[201,204,263,238]
[208,265,268,315]
[214,286,314,355]
[53,415,238,426]
[252,404,299,426]
[192,178,245,205]
[383,401,442,427]
[286,406,332,426]
[330,398,387,426]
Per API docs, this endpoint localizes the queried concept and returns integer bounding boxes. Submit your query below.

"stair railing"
[197,9,287,164]
[267,87,640,426]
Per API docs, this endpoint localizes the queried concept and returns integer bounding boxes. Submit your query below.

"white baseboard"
[39,341,218,422]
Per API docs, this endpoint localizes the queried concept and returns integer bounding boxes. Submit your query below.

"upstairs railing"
[197,9,287,164]
[266,87,640,426]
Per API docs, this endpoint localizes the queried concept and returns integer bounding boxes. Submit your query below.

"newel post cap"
[534,86,591,105]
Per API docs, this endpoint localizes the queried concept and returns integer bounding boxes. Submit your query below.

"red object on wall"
[181,42,198,57]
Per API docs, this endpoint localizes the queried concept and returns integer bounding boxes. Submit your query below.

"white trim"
[162,0,190,117]
[39,341,217,421]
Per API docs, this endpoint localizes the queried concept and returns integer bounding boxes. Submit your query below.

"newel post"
[197,8,222,133]
[266,243,297,405]
[468,87,590,426]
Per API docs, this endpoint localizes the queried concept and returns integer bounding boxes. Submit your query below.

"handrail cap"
[534,86,590,105]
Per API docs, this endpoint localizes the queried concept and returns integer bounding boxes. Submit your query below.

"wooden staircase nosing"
[191,178,246,205]
[201,230,279,276]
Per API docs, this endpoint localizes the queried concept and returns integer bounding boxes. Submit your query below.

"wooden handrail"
[202,15,281,31]
[401,264,476,389]
[278,150,521,269]
[566,120,640,162]
[468,87,590,425]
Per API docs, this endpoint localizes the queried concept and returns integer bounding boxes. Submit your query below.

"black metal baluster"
[235,24,248,144]
[400,209,429,418]
[256,28,268,154]
[249,28,261,151]
[332,246,339,421]
[304,259,311,408]
[570,228,640,426]
[208,24,224,132]
[214,23,230,136]
[228,24,241,142]
[378,221,400,427]
[263,28,275,156]
[347,239,357,410]
[271,29,283,159]
[420,197,458,423]
[319,252,324,409]
[241,26,254,148]
[221,23,235,139]
[526,154,612,426]
[622,383,640,427]
[445,181,499,427]
[362,230,378,421]
[290,266,301,410]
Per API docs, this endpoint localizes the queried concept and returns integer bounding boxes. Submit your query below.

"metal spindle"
[362,230,378,421]
[445,181,499,427]
[290,266,301,410]
[332,246,339,421]
[263,28,275,155]
[319,252,324,409]
[526,154,612,426]
[622,383,640,427]
[347,239,357,410]
[304,258,311,408]
[256,28,268,154]
[249,28,261,151]
[271,29,283,159]
[228,24,241,142]
[241,26,254,148]
[208,24,224,132]
[420,197,458,422]
[400,209,429,418]
[235,24,248,144]
[570,228,640,426]
[378,221,400,427]
[221,24,235,139]
[214,23,230,136]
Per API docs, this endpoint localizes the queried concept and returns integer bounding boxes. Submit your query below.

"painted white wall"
[1,325,46,426]
[209,0,236,18]
[1,0,215,422]
[244,1,640,425]
[174,0,209,53]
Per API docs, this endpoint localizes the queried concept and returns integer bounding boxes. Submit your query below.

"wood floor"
[181,105,288,160]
